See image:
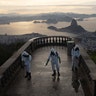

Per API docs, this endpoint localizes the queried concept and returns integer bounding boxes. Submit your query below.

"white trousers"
[51,63,59,72]
[25,64,31,73]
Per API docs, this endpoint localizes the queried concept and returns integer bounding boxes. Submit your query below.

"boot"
[25,72,28,78]
[28,73,31,80]
[58,72,60,77]
[52,70,56,76]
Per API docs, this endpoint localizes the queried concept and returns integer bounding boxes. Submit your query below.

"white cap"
[51,48,56,53]
[22,51,29,56]
[74,44,79,49]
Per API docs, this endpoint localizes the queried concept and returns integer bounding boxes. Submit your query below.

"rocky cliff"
[48,19,87,34]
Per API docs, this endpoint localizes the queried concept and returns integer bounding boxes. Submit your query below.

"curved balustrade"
[0,36,96,96]
[0,36,71,95]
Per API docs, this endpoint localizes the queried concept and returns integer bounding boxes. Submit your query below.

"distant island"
[48,19,87,34]
[33,18,58,24]
[0,12,96,24]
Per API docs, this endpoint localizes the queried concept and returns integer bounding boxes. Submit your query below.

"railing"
[0,36,71,95]
[0,36,96,96]
[79,46,96,96]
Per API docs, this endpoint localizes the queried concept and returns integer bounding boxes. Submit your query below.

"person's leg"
[51,63,56,76]
[25,65,29,78]
[26,64,31,80]
[28,72,31,80]
[25,72,29,78]
[56,63,60,76]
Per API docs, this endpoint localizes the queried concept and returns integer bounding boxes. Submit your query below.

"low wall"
[0,36,71,95]
[0,36,96,96]
[79,46,96,96]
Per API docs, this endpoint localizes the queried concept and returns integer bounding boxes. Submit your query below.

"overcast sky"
[0,0,96,6]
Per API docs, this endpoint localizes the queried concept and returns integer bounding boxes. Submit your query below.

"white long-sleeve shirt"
[48,51,60,65]
[71,46,80,69]
[71,47,80,58]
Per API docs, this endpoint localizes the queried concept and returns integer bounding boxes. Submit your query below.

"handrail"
[79,45,96,96]
[0,36,96,96]
[0,36,71,95]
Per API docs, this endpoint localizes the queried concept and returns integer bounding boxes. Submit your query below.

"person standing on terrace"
[71,44,80,72]
[71,44,81,92]
[21,51,32,80]
[45,48,61,77]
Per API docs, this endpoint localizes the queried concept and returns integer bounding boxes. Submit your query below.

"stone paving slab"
[4,46,84,96]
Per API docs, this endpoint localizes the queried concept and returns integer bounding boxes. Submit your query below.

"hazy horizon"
[0,5,96,15]
[0,5,96,36]
[0,0,96,6]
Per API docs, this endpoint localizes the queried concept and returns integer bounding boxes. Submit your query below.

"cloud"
[0,0,96,6]
[79,0,96,5]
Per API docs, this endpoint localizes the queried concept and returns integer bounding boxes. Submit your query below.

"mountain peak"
[71,19,78,26]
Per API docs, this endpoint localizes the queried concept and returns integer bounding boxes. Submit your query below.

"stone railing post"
[67,40,75,56]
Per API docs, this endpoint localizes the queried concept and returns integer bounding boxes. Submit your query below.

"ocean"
[0,5,96,36]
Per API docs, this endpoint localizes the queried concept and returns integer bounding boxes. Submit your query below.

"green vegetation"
[88,51,96,64]
[0,42,25,66]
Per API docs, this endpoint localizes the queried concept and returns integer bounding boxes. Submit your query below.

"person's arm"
[21,54,23,61]
[29,55,32,62]
[56,52,61,64]
[71,48,74,57]
[78,55,81,67]
[21,54,25,68]
[77,50,80,57]
[45,54,51,66]
[45,58,50,66]
[58,55,61,64]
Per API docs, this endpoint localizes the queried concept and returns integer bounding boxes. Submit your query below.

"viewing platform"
[4,46,84,96]
[0,36,96,96]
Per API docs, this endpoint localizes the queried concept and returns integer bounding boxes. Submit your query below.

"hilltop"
[47,19,96,51]
[0,33,46,44]
[48,19,87,34]
[0,12,96,24]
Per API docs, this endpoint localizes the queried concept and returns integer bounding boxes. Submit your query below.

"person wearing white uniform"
[71,45,80,92]
[71,45,80,71]
[21,51,32,80]
[45,48,61,77]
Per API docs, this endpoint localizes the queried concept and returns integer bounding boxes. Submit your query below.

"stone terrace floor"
[4,46,84,96]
